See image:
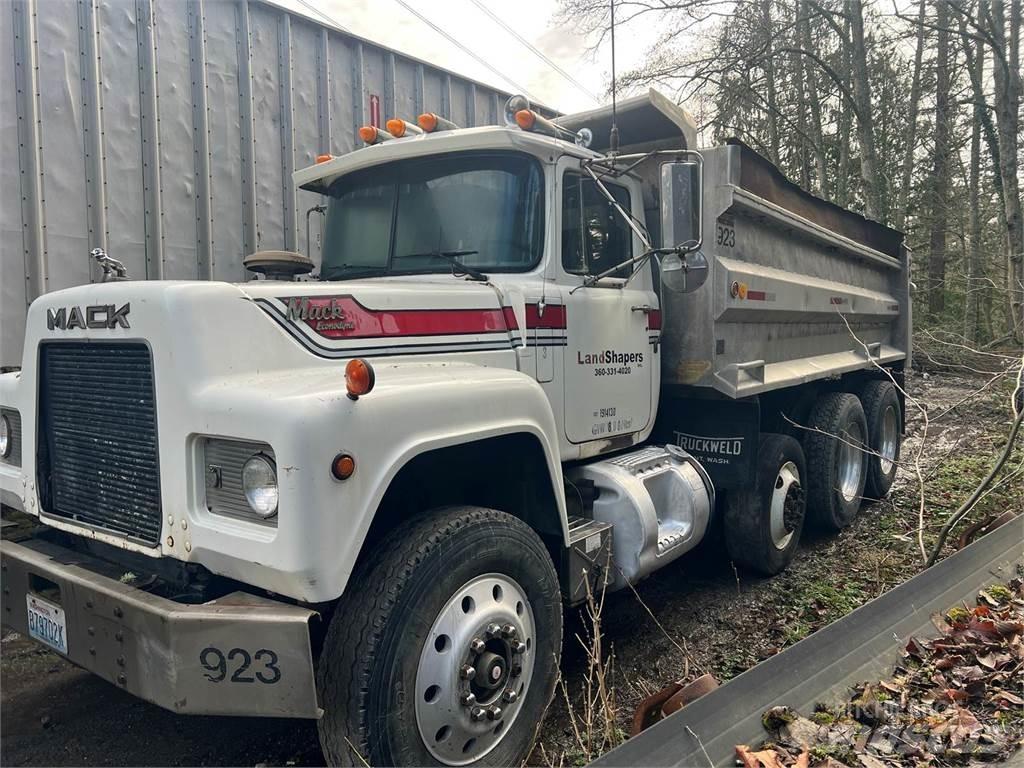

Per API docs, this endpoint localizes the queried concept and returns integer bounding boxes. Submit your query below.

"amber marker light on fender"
[345,358,376,400]
[331,453,356,481]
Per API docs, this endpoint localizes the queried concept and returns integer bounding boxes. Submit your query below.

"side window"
[561,174,633,278]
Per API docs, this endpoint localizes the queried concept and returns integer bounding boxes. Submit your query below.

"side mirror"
[660,160,702,252]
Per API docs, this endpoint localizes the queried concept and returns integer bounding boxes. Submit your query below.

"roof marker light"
[359,125,394,145]
[416,113,460,133]
[514,109,565,140]
[514,109,535,130]
[385,118,423,138]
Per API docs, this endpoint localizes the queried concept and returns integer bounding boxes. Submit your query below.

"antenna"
[609,0,619,155]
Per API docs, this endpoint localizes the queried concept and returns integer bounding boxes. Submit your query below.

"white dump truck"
[0,90,910,766]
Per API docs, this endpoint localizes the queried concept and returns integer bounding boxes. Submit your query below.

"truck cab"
[289,122,662,460]
[1,90,908,767]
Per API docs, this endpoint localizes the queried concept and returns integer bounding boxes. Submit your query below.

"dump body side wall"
[660,144,911,399]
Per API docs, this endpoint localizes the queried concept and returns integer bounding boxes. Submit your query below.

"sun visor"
[555,88,698,154]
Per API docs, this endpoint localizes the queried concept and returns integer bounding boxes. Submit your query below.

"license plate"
[26,593,68,656]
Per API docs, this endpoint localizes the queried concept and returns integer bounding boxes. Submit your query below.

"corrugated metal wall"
[0,0,549,368]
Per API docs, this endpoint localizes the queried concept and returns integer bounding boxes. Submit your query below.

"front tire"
[724,433,807,576]
[316,506,562,767]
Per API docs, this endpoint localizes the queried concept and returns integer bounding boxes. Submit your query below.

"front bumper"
[1,537,321,718]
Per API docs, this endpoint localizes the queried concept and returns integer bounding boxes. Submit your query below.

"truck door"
[560,168,657,445]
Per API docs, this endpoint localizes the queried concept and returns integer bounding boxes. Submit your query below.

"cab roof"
[294,125,601,194]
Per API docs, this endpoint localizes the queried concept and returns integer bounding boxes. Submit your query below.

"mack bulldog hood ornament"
[91,247,129,282]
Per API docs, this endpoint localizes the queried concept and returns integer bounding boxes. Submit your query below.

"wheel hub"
[415,574,535,766]
[769,461,802,550]
[838,421,865,502]
[472,649,509,694]
[879,405,898,475]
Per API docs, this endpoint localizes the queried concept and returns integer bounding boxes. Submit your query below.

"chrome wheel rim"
[879,405,898,475]
[415,574,535,766]
[838,421,865,503]
[769,461,802,550]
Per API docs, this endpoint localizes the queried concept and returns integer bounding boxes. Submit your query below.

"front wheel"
[316,506,563,767]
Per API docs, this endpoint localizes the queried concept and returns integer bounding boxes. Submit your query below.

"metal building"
[0,0,551,368]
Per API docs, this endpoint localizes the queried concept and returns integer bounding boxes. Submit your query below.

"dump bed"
[660,140,911,398]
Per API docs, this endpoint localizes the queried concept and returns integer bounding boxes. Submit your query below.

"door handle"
[631,304,655,313]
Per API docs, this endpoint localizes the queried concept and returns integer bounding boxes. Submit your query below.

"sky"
[272,0,664,114]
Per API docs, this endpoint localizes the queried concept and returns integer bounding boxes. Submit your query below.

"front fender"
[186,360,566,603]
[0,370,26,512]
[339,361,569,585]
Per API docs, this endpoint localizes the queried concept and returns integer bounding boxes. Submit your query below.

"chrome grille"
[38,343,162,545]
[1,408,21,467]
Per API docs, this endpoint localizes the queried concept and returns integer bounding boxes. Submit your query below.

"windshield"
[320,152,544,280]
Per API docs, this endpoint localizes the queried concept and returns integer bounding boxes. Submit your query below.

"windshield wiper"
[400,249,487,281]
[319,264,389,281]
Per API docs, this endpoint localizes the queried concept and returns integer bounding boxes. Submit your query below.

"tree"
[927,1,953,316]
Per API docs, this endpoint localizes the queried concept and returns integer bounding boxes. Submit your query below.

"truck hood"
[239,276,513,360]
[22,276,514,371]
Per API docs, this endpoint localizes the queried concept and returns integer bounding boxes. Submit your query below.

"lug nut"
[510,664,523,678]
[460,692,477,707]
[501,623,517,638]
[513,641,527,654]
[469,637,486,654]
[470,706,487,722]
[487,705,503,721]
[502,689,518,703]
[459,664,476,680]
[485,623,501,638]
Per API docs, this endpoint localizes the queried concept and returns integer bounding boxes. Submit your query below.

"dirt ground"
[2,370,1020,767]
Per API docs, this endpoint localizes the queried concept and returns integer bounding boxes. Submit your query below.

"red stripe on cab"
[502,306,519,331]
[283,295,508,339]
[525,303,566,329]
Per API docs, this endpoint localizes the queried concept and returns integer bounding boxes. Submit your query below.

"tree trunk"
[848,0,884,221]
[965,26,984,343]
[989,0,1023,339]
[927,1,952,317]
[894,0,927,231]
[799,0,827,195]
[761,0,781,165]
[835,13,852,207]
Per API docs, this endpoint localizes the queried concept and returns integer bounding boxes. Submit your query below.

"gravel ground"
[2,371,1019,767]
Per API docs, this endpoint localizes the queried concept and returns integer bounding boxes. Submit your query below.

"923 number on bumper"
[200,646,281,684]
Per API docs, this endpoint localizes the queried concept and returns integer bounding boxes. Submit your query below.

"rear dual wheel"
[725,433,807,575]
[316,506,562,767]
[858,380,901,500]
[804,392,869,530]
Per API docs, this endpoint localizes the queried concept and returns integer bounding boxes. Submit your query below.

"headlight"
[241,454,279,518]
[0,414,10,459]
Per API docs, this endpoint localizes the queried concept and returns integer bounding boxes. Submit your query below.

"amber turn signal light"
[315,153,333,164]
[331,453,356,481]
[345,358,375,400]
